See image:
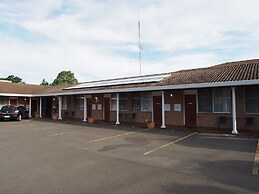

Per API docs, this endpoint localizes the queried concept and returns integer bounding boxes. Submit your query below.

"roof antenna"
[138,20,142,76]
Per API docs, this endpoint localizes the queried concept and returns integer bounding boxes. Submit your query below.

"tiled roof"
[0,81,46,95]
[0,81,71,95]
[158,59,259,86]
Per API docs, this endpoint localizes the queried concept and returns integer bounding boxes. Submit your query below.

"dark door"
[45,97,52,118]
[31,99,38,117]
[104,98,110,121]
[87,98,92,118]
[153,96,162,125]
[185,95,197,127]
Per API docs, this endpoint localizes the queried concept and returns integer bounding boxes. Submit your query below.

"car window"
[0,106,17,113]
[19,106,26,112]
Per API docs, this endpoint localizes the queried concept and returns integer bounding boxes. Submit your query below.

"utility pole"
[138,20,142,76]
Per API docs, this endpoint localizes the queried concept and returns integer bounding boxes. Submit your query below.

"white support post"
[39,97,42,118]
[151,95,154,123]
[83,95,87,122]
[116,93,120,125]
[231,87,238,134]
[58,96,62,120]
[29,97,32,118]
[161,91,166,128]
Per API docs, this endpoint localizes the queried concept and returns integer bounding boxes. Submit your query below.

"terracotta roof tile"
[157,59,259,86]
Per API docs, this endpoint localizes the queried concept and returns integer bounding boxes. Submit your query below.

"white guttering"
[0,93,33,97]
[31,79,259,97]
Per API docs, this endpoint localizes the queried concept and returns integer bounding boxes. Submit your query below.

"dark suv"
[0,105,29,121]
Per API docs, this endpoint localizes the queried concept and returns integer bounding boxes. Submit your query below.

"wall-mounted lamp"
[95,96,98,102]
[170,93,173,97]
[52,97,56,101]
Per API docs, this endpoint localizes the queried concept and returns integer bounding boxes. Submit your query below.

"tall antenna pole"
[138,20,142,76]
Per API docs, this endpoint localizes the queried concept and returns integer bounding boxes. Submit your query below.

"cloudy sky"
[1,0,259,84]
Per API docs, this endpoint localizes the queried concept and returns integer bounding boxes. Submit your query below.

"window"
[198,88,231,113]
[119,93,128,111]
[111,94,117,111]
[132,93,141,111]
[75,96,84,110]
[213,88,231,113]
[198,89,212,112]
[246,86,259,113]
[110,93,128,111]
[141,92,152,111]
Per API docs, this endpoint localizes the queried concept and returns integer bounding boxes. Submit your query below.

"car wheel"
[17,115,22,121]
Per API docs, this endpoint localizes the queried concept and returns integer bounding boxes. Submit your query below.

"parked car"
[0,105,29,121]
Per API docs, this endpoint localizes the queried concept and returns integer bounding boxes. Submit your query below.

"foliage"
[40,78,50,85]
[0,75,25,83]
[52,71,78,86]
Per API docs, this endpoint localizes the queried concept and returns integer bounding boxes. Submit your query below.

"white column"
[116,93,120,125]
[161,91,166,128]
[231,87,238,134]
[29,97,32,118]
[83,95,87,122]
[58,96,62,120]
[39,97,42,118]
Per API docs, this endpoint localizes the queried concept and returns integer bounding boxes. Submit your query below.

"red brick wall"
[164,90,184,126]
[59,86,259,131]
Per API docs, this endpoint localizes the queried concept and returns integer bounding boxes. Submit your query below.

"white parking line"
[252,139,259,175]
[85,128,151,143]
[48,132,75,136]
[144,132,198,155]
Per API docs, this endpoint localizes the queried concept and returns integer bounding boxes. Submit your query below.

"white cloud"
[0,0,259,84]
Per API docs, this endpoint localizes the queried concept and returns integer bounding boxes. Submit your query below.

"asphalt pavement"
[0,119,258,194]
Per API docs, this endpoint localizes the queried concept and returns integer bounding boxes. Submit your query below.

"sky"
[0,0,259,84]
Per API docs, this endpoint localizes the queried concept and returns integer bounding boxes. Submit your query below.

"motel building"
[0,59,259,135]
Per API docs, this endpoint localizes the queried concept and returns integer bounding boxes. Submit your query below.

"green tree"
[52,71,78,86]
[40,78,50,85]
[0,75,25,83]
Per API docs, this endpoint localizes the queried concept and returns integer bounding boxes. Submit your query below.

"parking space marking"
[85,128,151,143]
[144,132,198,155]
[48,132,75,136]
[252,139,259,175]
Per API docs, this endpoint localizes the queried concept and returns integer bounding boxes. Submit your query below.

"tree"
[40,78,50,86]
[52,71,78,86]
[0,75,25,83]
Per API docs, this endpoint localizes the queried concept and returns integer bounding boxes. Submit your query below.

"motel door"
[184,95,197,127]
[87,98,92,118]
[104,98,110,121]
[31,99,38,116]
[153,96,162,125]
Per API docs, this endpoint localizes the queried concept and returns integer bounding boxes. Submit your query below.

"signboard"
[164,104,171,111]
[174,104,181,112]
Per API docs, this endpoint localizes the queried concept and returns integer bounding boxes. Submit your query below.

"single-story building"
[1,59,259,134]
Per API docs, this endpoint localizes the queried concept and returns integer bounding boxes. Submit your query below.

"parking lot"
[0,120,258,194]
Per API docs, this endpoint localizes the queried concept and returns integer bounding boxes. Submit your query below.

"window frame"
[198,88,231,113]
[75,96,84,110]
